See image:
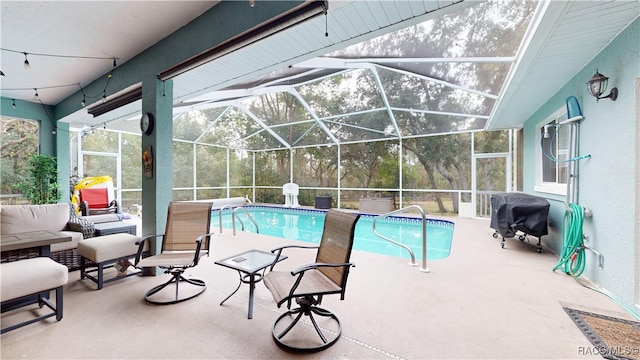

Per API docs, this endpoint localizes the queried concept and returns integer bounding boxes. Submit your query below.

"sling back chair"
[74,176,122,216]
[263,209,360,352]
[134,201,214,305]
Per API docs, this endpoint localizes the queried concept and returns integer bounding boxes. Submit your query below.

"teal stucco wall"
[523,18,639,317]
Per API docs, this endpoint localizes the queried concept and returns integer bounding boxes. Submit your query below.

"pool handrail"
[372,205,429,273]
[218,205,231,234]
[232,206,259,237]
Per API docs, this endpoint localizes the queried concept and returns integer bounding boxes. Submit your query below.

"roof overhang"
[486,0,639,131]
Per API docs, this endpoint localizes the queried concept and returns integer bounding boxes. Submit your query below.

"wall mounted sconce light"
[586,70,618,102]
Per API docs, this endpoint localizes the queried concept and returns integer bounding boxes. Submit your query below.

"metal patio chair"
[134,201,214,305]
[263,209,360,352]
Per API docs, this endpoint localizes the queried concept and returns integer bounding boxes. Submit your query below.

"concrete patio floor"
[1,214,634,359]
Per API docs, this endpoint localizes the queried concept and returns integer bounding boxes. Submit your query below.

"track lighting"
[23,52,30,69]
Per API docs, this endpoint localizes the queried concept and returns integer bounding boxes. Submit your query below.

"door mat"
[563,307,640,360]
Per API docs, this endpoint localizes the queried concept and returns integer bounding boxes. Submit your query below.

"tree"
[1,118,39,196]
[18,154,61,204]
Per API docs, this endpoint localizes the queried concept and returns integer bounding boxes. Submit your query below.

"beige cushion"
[1,257,68,302]
[1,203,70,235]
[81,213,121,224]
[77,234,144,263]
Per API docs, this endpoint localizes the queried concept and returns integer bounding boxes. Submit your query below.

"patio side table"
[215,249,287,319]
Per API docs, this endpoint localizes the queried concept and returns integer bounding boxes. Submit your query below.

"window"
[535,108,569,195]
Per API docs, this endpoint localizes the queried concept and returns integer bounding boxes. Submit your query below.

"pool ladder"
[217,205,259,237]
[372,205,429,273]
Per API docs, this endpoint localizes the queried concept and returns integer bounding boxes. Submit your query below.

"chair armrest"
[109,199,123,214]
[193,232,216,264]
[269,244,319,271]
[80,200,90,216]
[283,262,356,308]
[134,234,163,267]
[291,262,355,276]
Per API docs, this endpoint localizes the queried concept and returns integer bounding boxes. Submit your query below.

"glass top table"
[215,249,287,319]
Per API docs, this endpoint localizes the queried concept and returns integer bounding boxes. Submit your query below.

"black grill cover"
[490,193,550,238]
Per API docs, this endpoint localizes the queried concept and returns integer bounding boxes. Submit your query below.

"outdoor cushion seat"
[1,257,68,334]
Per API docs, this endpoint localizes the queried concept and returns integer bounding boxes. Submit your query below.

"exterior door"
[472,153,510,218]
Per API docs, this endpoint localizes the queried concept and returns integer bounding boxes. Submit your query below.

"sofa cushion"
[50,231,84,252]
[82,213,122,224]
[1,203,70,235]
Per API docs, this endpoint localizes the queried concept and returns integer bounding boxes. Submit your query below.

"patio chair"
[282,182,300,208]
[134,201,214,305]
[263,209,360,352]
[74,176,122,216]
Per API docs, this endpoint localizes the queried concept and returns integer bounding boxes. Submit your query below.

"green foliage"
[18,154,61,204]
[1,117,39,196]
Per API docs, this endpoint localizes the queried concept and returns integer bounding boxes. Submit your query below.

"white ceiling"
[0,1,218,105]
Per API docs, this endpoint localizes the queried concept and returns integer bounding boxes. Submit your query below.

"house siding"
[523,18,639,317]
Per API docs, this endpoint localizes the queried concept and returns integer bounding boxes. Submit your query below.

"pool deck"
[1,208,636,359]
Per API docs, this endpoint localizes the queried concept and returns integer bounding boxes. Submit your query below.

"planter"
[315,196,332,209]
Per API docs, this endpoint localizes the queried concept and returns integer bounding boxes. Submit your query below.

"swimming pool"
[212,206,454,260]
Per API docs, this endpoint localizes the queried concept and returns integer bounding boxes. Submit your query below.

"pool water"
[213,206,454,260]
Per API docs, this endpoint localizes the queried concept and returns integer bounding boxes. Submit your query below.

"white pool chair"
[283,183,300,208]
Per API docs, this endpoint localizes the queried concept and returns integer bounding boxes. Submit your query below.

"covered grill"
[490,192,550,253]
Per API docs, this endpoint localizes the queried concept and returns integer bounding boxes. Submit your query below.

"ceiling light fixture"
[158,0,328,80]
[586,70,618,102]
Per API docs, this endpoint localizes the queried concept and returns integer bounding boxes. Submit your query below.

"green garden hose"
[553,203,585,277]
[552,203,640,320]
